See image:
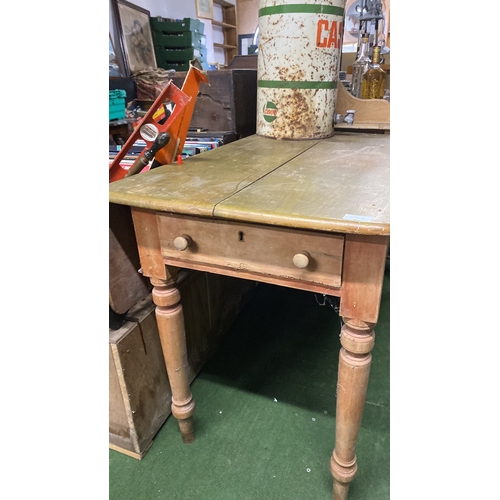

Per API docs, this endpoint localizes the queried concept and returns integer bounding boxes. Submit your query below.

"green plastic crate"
[155,46,207,63]
[152,30,206,48]
[156,61,192,72]
[109,89,126,121]
[150,17,204,34]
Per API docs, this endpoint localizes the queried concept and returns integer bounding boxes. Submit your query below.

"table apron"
[156,213,344,295]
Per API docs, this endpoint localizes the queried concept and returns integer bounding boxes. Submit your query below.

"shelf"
[212,20,236,29]
[212,0,238,66]
[214,43,238,50]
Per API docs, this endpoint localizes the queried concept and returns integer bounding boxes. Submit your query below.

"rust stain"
[272,89,318,139]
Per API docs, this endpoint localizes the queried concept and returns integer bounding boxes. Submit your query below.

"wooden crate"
[171,69,257,139]
[109,297,167,459]
[109,269,256,459]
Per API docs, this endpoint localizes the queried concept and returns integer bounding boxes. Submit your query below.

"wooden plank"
[109,135,320,215]
[109,344,137,454]
[109,443,148,460]
[159,258,342,296]
[214,133,390,235]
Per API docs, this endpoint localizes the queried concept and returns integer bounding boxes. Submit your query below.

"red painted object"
[109,82,191,183]
[109,65,209,184]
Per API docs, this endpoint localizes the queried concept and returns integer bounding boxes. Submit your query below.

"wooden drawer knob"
[293,251,310,269]
[174,235,191,251]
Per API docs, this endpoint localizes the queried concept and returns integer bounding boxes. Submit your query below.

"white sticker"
[343,214,373,222]
[139,123,159,142]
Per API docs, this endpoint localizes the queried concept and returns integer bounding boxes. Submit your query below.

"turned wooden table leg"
[329,233,388,499]
[151,276,195,444]
[330,319,375,500]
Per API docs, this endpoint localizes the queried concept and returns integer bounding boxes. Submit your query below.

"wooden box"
[171,69,257,139]
[109,269,256,459]
[109,203,151,316]
[109,296,167,459]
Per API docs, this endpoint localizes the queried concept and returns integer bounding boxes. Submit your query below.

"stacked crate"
[109,89,127,121]
[150,17,207,72]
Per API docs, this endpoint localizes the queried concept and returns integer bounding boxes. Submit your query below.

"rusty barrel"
[256,0,345,139]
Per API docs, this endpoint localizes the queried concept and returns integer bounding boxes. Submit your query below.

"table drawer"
[157,214,343,288]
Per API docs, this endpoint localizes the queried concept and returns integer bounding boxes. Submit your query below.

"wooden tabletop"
[109,132,390,236]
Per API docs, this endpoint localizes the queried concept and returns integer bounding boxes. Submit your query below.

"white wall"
[110,0,236,69]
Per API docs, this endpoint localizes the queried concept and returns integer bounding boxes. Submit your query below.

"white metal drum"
[256,0,346,139]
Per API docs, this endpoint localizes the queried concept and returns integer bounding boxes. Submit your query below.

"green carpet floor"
[109,265,389,499]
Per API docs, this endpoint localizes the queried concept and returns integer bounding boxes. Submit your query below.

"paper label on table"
[343,214,373,222]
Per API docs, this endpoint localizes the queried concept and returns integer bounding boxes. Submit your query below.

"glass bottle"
[360,46,386,99]
[351,34,371,98]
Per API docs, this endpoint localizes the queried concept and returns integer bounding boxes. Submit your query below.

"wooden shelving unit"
[213,0,238,66]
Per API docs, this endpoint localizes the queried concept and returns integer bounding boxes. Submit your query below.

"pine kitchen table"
[109,132,390,500]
